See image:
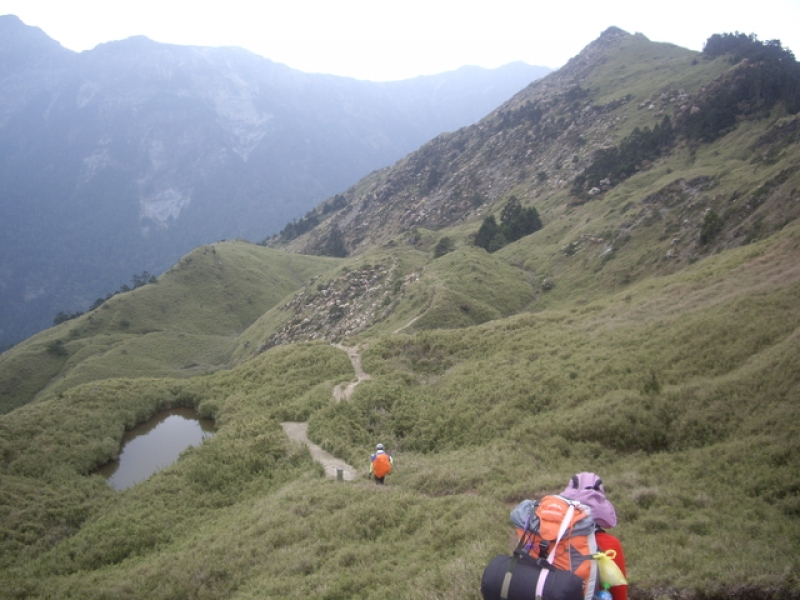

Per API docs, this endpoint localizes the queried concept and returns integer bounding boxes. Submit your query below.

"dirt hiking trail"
[331,343,371,402]
[281,344,369,480]
[280,421,358,480]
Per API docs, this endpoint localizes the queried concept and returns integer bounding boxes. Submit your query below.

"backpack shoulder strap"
[533,498,580,599]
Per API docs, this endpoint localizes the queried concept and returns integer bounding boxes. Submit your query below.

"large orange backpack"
[372,453,392,478]
[501,494,598,600]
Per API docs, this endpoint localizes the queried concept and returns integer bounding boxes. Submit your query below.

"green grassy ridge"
[75,241,332,338]
[406,246,537,330]
[587,35,694,97]
[583,34,729,129]
[0,242,340,414]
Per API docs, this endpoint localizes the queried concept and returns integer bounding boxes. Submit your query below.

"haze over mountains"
[0,14,549,348]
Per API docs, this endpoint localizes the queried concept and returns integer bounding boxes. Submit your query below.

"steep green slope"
[0,241,340,413]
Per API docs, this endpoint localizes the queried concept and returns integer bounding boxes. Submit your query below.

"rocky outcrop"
[257,262,422,350]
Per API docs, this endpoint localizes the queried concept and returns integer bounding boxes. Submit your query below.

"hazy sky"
[3,0,799,81]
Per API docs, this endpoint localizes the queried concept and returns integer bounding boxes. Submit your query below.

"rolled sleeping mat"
[481,554,585,600]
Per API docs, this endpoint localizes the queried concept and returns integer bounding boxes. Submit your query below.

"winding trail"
[280,421,358,481]
[281,344,369,480]
[332,343,371,402]
[393,276,438,334]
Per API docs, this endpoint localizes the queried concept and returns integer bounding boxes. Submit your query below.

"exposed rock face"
[259,262,410,349]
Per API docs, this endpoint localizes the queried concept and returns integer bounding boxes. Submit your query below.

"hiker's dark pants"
[375,476,385,485]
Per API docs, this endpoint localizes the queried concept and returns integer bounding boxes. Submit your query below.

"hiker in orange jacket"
[369,443,393,485]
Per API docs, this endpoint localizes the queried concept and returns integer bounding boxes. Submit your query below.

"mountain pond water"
[97,407,215,491]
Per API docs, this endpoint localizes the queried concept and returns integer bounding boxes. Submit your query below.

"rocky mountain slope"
[0,14,548,348]
[269,27,800,266]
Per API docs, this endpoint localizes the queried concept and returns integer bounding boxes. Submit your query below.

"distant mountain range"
[0,14,549,348]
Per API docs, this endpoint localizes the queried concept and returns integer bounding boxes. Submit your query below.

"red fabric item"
[595,531,627,600]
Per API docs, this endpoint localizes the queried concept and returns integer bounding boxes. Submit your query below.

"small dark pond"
[98,407,215,491]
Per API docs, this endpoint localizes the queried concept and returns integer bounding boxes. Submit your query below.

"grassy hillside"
[1,29,799,600]
[0,241,341,414]
[1,224,798,598]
